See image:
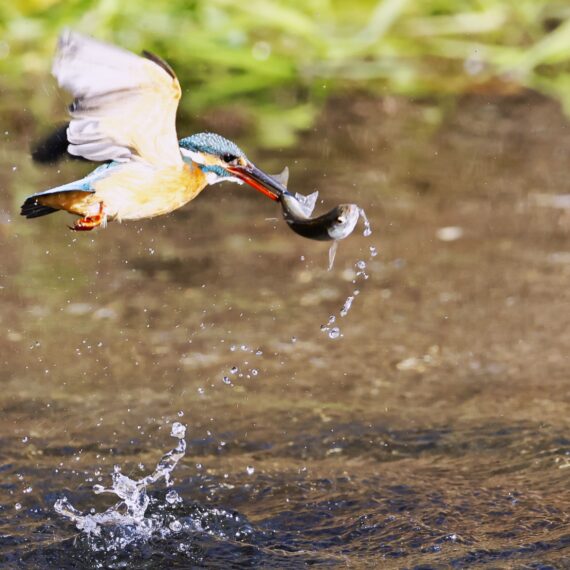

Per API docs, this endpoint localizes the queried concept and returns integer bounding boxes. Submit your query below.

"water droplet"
[169,519,182,532]
[222,376,232,385]
[328,327,341,339]
[165,490,180,504]
[255,349,263,356]
[369,246,378,257]
[246,465,255,475]
[171,422,186,439]
[230,366,238,374]
[177,411,184,417]
[291,336,297,343]
[356,260,366,270]
[23,486,32,494]
[359,208,372,236]
[340,296,354,317]
[21,436,28,443]
[197,387,205,395]
[251,369,258,376]
[14,503,21,510]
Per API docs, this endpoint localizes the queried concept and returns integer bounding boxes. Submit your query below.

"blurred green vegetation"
[1,0,570,147]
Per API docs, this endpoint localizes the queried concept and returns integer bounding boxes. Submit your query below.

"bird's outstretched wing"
[53,30,182,167]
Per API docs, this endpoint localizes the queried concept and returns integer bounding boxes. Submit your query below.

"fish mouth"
[227,163,291,201]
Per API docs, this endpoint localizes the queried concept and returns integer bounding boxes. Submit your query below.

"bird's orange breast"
[93,161,207,221]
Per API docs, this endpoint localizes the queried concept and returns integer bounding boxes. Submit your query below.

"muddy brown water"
[0,93,569,568]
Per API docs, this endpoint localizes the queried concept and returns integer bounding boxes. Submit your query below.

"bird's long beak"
[227,163,291,201]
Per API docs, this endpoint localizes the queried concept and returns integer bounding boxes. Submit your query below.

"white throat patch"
[204,171,243,186]
[180,148,205,164]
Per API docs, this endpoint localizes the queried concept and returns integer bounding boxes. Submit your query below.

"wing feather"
[53,30,182,167]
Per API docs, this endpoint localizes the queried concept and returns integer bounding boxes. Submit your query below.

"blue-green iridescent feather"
[179,133,244,160]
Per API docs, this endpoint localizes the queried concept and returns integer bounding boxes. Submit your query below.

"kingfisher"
[21,30,285,230]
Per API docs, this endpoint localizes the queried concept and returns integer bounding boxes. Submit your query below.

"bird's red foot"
[69,202,107,231]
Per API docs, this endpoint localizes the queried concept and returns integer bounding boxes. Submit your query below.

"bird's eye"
[222,153,238,164]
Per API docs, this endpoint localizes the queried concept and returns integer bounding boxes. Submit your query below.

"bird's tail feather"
[20,177,97,220]
[20,198,58,219]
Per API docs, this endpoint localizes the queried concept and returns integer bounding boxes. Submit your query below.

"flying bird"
[21,30,284,230]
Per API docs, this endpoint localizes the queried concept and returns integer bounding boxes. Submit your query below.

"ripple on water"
[5,421,570,568]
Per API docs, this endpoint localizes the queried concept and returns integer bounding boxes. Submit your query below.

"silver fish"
[272,168,360,242]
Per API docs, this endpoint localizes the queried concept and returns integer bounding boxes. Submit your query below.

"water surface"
[0,93,569,567]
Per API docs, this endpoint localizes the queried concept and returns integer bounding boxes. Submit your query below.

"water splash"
[54,422,255,557]
[54,422,187,549]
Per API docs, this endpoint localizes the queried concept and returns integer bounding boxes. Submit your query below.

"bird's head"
[179,132,286,200]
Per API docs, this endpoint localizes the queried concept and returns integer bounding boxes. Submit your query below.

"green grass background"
[1,0,570,146]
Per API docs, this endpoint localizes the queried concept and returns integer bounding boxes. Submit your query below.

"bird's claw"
[69,202,107,231]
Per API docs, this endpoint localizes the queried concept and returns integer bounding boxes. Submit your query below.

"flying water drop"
[340,296,354,317]
[328,327,341,339]
[359,208,372,237]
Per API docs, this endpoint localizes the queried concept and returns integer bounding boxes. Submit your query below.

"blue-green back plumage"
[30,162,116,198]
